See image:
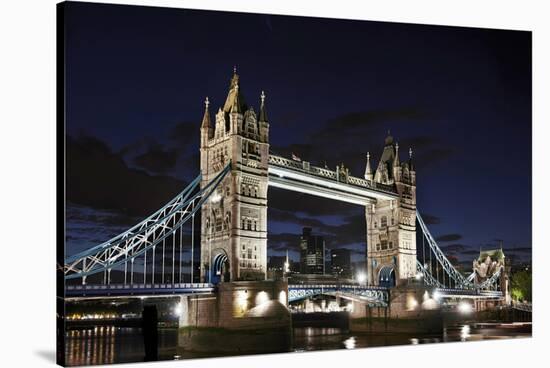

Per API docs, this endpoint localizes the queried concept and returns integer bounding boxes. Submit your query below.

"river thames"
[65,322,531,366]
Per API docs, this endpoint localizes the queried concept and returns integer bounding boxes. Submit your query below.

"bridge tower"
[365,133,417,287]
[199,69,270,282]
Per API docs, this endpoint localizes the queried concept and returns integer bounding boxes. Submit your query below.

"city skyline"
[65,3,531,268]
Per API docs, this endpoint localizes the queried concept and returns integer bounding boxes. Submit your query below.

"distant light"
[433,291,442,301]
[173,303,182,316]
[357,272,367,284]
[415,272,423,280]
[458,302,473,314]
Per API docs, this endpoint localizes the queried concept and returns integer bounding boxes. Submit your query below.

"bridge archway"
[378,266,395,288]
[211,251,230,284]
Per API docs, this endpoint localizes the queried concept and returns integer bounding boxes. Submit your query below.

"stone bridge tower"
[365,133,417,287]
[199,69,269,282]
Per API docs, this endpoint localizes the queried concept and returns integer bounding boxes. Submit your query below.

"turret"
[393,142,401,182]
[364,152,373,181]
[258,91,269,143]
[200,97,212,147]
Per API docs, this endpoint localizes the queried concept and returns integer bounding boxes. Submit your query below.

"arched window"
[381,216,388,228]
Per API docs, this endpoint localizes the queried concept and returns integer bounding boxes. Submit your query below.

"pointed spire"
[364,152,373,180]
[384,130,394,146]
[201,96,211,129]
[259,90,268,122]
[230,83,242,113]
[393,142,400,166]
[408,147,414,170]
[223,66,246,113]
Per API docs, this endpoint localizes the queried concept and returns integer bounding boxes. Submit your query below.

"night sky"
[64,2,532,269]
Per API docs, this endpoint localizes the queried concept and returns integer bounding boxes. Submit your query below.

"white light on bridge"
[356,272,367,284]
[415,272,423,280]
[433,291,442,301]
[173,303,182,316]
[458,302,473,314]
[255,291,270,306]
[210,192,222,203]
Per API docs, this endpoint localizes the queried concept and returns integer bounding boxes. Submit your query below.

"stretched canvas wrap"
[56,1,532,366]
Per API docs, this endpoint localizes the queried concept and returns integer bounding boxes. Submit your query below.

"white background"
[0,0,548,367]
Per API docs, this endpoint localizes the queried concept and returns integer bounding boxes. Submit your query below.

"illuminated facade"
[365,133,417,286]
[199,69,269,282]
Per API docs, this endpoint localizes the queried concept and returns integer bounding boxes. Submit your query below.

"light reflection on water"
[65,323,531,366]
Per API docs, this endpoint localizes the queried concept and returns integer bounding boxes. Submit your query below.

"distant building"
[300,227,325,274]
[331,248,351,278]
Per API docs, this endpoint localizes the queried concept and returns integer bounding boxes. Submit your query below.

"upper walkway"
[267,155,398,205]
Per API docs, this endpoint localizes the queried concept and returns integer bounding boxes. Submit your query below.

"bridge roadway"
[267,155,398,205]
[65,283,215,299]
[65,282,502,305]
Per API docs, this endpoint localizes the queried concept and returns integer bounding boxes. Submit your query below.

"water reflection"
[343,336,356,349]
[65,323,531,366]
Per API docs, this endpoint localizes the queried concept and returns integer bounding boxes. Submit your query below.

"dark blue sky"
[64,2,531,267]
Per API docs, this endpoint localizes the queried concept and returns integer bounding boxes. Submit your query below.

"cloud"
[133,143,178,173]
[169,121,199,147]
[439,243,468,253]
[435,233,462,242]
[67,135,185,218]
[419,213,441,225]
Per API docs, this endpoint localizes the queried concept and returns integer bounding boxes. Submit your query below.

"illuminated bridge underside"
[288,284,389,306]
[268,155,397,205]
[435,288,502,299]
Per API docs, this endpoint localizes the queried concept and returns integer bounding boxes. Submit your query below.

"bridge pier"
[177,280,292,354]
[177,280,289,330]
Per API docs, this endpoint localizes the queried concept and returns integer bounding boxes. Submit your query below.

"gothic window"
[381,240,388,250]
[241,184,246,196]
[374,221,377,228]
[247,248,252,259]
[391,217,394,225]
[381,216,388,228]
[389,241,393,249]
[247,219,252,230]
[241,217,245,229]
[226,186,230,196]
[242,245,245,250]
[253,220,257,231]
[376,243,381,251]
[215,218,222,232]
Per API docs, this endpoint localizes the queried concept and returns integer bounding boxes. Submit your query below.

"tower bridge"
[63,69,509,327]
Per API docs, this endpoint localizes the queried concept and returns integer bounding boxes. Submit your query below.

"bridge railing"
[66,283,214,291]
[268,154,397,194]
